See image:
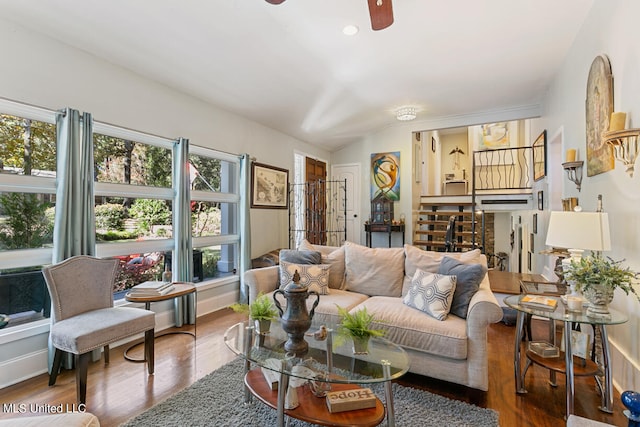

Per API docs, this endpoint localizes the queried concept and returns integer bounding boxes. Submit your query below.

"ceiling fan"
[264,0,394,31]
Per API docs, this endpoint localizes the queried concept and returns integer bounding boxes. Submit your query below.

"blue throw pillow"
[279,249,321,265]
[437,256,487,319]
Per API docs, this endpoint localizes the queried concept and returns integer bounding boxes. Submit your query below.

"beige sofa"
[244,241,503,391]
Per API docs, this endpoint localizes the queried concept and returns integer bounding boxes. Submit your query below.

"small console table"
[364,223,405,248]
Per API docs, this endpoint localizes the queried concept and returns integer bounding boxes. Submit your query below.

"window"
[190,147,240,281]
[93,122,174,295]
[0,99,244,330]
[0,100,57,328]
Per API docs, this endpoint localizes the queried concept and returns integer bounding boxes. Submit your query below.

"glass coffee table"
[224,320,409,427]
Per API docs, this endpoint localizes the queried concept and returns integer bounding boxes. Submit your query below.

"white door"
[331,163,361,245]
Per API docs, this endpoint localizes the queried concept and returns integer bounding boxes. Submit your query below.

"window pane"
[194,244,237,281]
[0,192,55,250]
[0,114,56,176]
[93,134,172,187]
[191,201,237,237]
[188,155,237,193]
[107,252,166,296]
[96,197,172,242]
[0,266,51,328]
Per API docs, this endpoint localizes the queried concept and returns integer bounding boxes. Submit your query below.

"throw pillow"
[437,256,487,319]
[298,240,346,289]
[403,269,457,321]
[344,242,404,297]
[279,249,321,265]
[279,261,331,295]
[402,244,482,296]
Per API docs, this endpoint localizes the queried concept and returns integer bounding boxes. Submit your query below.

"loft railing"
[473,146,532,191]
[471,146,533,250]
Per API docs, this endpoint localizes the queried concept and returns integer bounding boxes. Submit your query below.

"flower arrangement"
[564,254,639,302]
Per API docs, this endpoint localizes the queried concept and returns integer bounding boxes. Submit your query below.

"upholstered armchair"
[42,255,155,404]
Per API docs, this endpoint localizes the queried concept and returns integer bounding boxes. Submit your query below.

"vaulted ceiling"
[0,0,594,151]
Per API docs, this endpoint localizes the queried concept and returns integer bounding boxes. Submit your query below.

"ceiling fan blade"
[265,0,286,4]
[367,0,394,31]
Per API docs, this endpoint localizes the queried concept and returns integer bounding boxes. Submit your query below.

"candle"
[610,112,627,131]
[566,149,576,163]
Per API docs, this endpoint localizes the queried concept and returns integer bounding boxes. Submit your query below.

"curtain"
[172,137,195,325]
[49,108,95,370]
[52,109,95,263]
[239,154,252,303]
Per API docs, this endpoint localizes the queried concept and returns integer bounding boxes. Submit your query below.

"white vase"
[582,285,614,318]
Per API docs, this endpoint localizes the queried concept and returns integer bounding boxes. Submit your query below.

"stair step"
[412,240,478,249]
[415,230,475,237]
[417,220,475,225]
[418,210,474,216]
[419,202,474,207]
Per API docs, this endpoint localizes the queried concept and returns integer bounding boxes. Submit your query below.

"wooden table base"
[245,368,385,427]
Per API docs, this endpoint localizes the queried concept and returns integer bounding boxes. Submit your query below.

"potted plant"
[230,293,279,334]
[335,305,384,355]
[564,254,639,318]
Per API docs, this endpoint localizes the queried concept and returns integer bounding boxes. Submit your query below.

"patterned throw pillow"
[402,269,457,321]
[279,261,331,295]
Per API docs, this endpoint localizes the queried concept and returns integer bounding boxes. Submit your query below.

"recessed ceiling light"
[343,24,359,36]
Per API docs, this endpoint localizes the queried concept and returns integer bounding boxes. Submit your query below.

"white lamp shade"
[545,211,611,251]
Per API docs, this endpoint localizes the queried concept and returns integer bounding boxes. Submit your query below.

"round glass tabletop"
[503,294,628,325]
[224,320,410,384]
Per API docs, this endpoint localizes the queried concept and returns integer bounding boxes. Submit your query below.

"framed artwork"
[585,54,614,177]
[537,190,544,210]
[561,329,592,360]
[533,213,538,234]
[250,162,289,209]
[533,130,547,181]
[371,151,400,201]
[471,121,519,151]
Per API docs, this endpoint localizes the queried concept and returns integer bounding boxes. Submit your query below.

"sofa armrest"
[244,266,279,303]
[466,275,503,329]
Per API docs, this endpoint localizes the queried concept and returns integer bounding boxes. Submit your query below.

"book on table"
[129,281,175,296]
[520,294,558,311]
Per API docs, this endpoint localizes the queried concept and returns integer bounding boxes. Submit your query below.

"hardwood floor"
[0,309,628,426]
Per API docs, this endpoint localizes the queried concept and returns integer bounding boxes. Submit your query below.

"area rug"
[122,358,499,426]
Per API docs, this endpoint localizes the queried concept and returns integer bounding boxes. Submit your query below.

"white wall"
[538,0,640,391]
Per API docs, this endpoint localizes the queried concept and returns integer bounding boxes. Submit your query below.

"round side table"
[124,282,196,362]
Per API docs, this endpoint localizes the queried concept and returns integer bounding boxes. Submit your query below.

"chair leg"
[75,353,91,405]
[104,345,110,364]
[49,348,64,386]
[145,329,155,375]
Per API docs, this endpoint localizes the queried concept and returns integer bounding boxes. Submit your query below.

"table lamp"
[545,211,611,294]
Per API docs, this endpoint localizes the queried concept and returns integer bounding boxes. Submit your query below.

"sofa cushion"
[438,256,487,319]
[403,245,483,296]
[279,249,321,265]
[353,296,468,360]
[279,261,330,295]
[269,289,369,327]
[344,242,404,297]
[299,240,346,289]
[403,270,457,321]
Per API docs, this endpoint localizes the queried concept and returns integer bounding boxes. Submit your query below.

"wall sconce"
[602,129,640,177]
[562,160,583,191]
